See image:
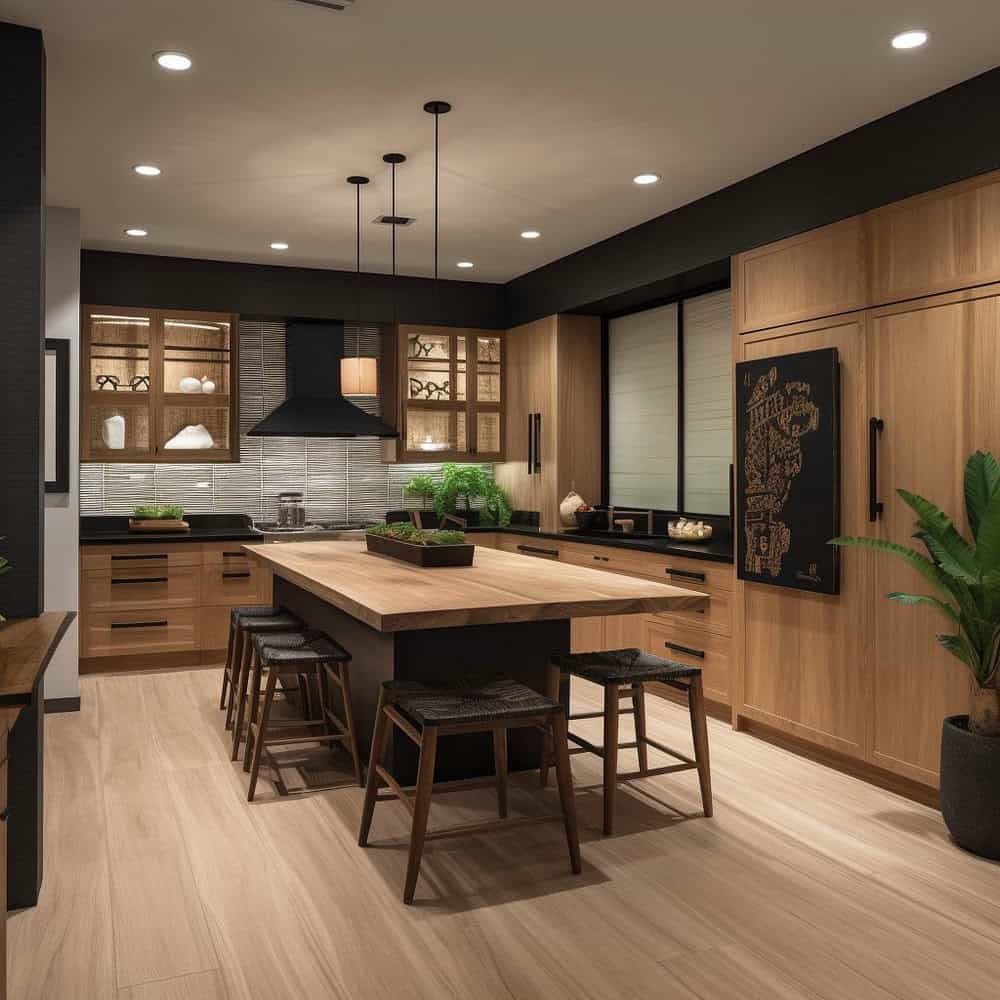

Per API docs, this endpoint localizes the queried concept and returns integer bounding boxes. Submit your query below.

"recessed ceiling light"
[456,261,474,269]
[270,241,289,251]
[633,173,660,185]
[155,51,192,71]
[891,29,928,50]
[124,228,148,238]
[132,164,161,177]
[521,230,541,240]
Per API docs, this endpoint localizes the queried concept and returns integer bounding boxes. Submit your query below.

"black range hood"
[247,320,398,438]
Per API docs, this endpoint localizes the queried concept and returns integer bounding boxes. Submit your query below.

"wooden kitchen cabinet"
[80,541,270,669]
[736,313,872,760]
[732,216,869,334]
[383,324,505,462]
[494,314,602,530]
[81,305,240,463]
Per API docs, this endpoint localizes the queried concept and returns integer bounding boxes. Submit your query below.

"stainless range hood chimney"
[246,321,398,438]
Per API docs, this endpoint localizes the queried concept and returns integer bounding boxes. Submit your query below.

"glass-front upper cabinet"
[81,306,240,463]
[394,325,504,462]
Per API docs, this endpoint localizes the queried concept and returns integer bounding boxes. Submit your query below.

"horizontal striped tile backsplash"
[81,320,492,522]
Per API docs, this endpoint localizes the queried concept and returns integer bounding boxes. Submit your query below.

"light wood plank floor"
[8,668,1000,999]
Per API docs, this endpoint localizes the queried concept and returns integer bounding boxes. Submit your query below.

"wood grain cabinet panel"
[645,620,730,705]
[733,217,868,334]
[82,608,200,658]
[736,315,871,758]
[869,170,1000,305]
[81,565,199,613]
[868,289,1000,784]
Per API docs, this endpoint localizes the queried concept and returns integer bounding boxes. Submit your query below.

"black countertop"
[80,514,734,564]
[80,514,262,545]
[465,525,734,564]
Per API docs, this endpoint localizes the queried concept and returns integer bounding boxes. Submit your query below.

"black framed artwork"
[44,338,70,493]
[736,347,840,595]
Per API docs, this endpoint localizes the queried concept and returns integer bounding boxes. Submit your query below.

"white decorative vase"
[559,490,587,527]
[102,414,126,450]
[200,376,216,394]
[179,376,203,393]
[164,424,215,450]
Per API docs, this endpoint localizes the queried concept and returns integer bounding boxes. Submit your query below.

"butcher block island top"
[243,540,708,632]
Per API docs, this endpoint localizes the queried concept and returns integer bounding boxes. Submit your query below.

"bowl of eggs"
[667,518,713,542]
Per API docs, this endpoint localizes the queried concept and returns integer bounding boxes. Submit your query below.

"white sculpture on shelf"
[164,424,215,450]
[179,376,202,393]
[102,414,126,450]
[200,375,217,394]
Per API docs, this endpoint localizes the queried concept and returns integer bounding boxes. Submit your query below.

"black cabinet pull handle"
[869,417,884,522]
[112,553,167,561]
[111,620,168,630]
[527,413,534,475]
[222,571,252,579]
[665,568,706,582]
[223,551,245,558]
[0,807,8,823]
[592,554,610,563]
[534,412,542,472]
[111,577,167,585]
[517,544,560,558]
[665,641,705,660]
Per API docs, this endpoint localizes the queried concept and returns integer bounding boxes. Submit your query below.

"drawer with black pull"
[201,544,271,606]
[81,564,200,613]
[82,608,200,657]
[81,543,202,574]
[644,620,731,705]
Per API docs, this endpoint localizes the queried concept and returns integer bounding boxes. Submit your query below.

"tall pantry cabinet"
[732,168,1000,789]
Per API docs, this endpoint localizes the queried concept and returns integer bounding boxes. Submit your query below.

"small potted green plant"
[432,463,512,528]
[831,450,1000,859]
[405,474,437,510]
[366,522,474,567]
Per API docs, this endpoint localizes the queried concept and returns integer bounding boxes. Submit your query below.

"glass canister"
[277,492,306,528]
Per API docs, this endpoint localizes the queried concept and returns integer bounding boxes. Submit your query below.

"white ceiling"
[5,0,1000,283]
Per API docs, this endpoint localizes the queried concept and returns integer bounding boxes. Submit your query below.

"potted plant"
[831,450,1000,858]
[365,522,474,567]
[405,474,437,510]
[0,537,10,625]
[431,463,513,528]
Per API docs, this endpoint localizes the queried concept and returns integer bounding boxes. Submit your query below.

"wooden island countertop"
[243,540,707,632]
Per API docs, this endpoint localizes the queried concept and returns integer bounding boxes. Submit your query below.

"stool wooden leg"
[243,648,266,771]
[230,638,253,761]
[633,683,649,775]
[339,662,364,787]
[550,712,582,875]
[688,676,713,818]
[224,627,244,731]
[603,682,620,836]
[248,668,279,802]
[493,727,508,819]
[539,662,562,788]
[358,691,391,847]
[219,620,236,710]
[403,726,439,905]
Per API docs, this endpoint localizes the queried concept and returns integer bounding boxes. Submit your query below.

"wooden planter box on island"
[365,532,476,568]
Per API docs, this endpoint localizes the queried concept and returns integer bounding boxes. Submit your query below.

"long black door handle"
[665,568,706,582]
[112,553,167,561]
[665,641,705,660]
[534,412,542,472]
[869,417,884,522]
[527,412,534,476]
[111,620,168,630]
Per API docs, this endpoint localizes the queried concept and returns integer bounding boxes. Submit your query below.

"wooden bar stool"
[541,648,712,835]
[245,630,362,802]
[227,607,303,760]
[220,605,295,727]
[359,676,582,905]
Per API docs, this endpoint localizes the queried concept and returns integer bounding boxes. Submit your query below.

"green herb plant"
[133,503,184,520]
[367,523,466,546]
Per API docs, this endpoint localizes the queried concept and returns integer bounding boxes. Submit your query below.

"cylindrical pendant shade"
[341,356,378,396]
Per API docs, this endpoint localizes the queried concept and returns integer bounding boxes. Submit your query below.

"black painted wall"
[0,22,45,619]
[81,251,507,330]
[507,65,1000,325]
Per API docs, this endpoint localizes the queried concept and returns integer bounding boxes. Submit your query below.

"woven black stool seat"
[230,604,283,624]
[386,677,562,728]
[234,607,302,632]
[255,629,350,667]
[551,648,701,685]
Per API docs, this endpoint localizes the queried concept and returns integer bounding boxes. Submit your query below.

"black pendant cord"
[347,174,369,358]
[382,153,406,327]
[423,101,451,296]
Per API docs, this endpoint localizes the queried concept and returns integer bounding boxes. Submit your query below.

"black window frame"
[601,279,731,519]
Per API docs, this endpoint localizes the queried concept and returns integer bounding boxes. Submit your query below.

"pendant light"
[341,174,378,396]
[423,100,452,285]
[382,152,406,327]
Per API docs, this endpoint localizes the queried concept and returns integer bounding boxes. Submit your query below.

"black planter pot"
[940,715,1000,860]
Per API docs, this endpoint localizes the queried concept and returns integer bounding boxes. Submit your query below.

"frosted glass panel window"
[608,304,678,509]
[683,289,732,514]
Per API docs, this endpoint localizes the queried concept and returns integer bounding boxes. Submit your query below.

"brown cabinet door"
[868,290,1000,784]
[737,314,871,758]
